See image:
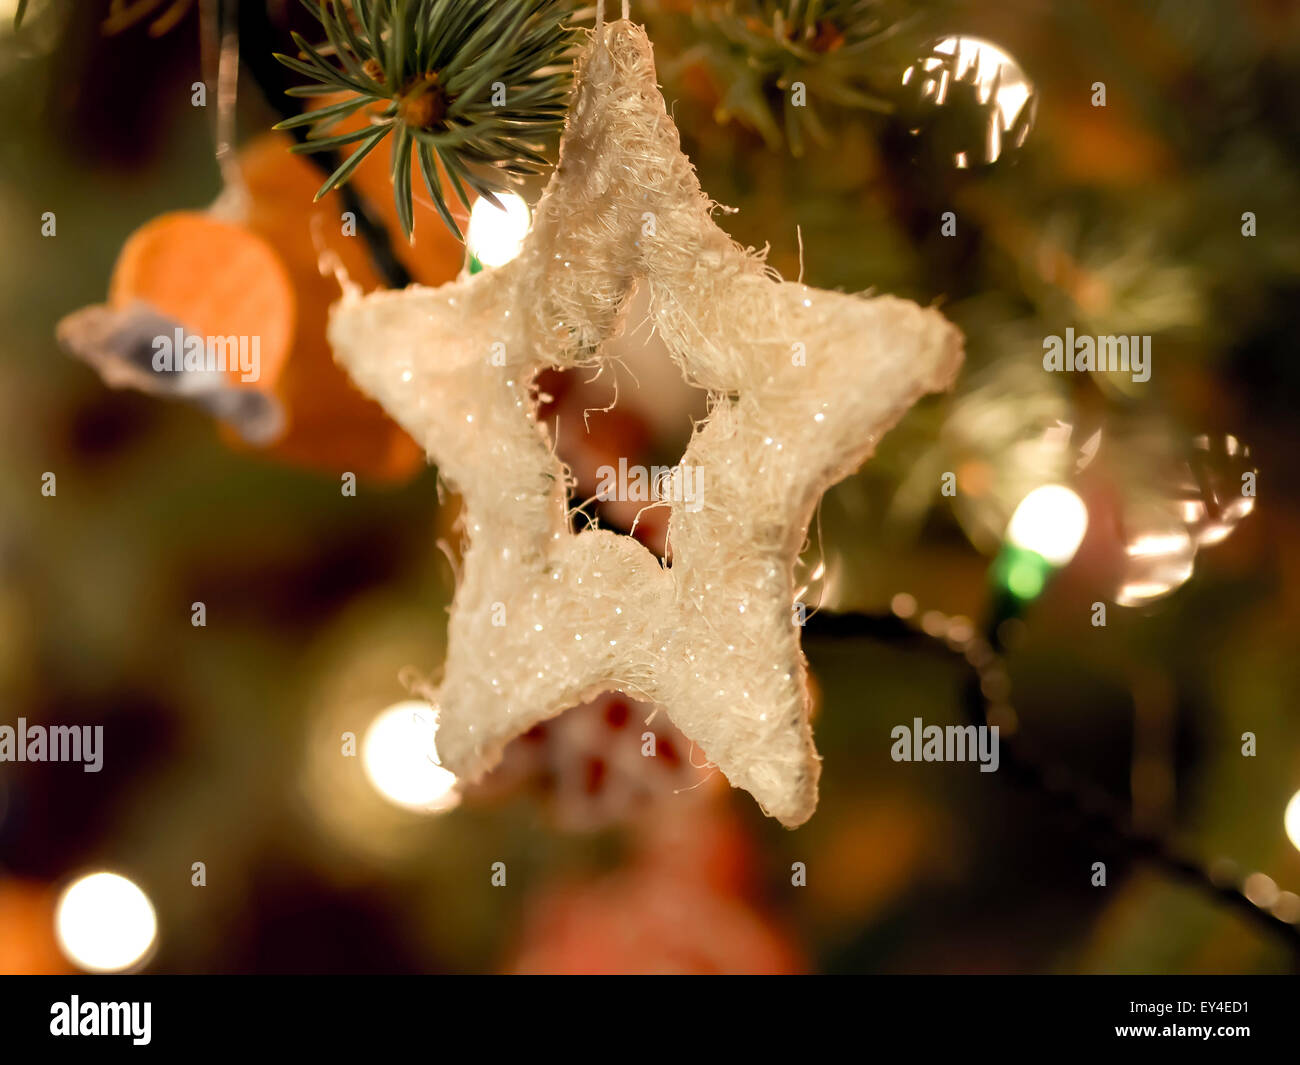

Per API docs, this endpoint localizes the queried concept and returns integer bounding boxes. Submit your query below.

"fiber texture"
[328,19,964,827]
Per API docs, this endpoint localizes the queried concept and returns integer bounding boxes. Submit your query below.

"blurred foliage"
[654,0,924,154]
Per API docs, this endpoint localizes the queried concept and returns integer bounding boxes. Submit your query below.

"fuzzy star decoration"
[327,16,963,827]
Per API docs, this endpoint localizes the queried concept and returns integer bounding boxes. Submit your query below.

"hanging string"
[201,0,248,215]
[595,1,630,32]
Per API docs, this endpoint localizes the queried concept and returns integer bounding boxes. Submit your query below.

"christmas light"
[989,485,1089,617]
[466,192,530,271]
[55,872,157,973]
[1285,789,1300,854]
[1006,485,1089,566]
[362,701,460,813]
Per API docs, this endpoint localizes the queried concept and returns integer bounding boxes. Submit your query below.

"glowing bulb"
[467,192,530,268]
[1285,789,1300,853]
[55,872,157,973]
[363,700,459,813]
[1006,485,1088,566]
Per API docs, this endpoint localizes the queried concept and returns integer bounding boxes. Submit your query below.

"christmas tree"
[1,0,1298,982]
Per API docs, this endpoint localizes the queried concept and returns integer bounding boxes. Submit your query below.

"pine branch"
[275,0,577,240]
[675,0,913,154]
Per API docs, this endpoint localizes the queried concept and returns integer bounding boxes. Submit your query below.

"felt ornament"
[58,211,294,447]
[228,130,462,478]
[469,692,707,831]
[57,121,468,479]
[509,806,804,974]
[327,17,964,827]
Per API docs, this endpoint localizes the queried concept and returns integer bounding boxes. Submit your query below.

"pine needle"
[275,0,577,240]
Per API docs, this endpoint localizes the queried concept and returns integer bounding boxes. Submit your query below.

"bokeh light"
[1001,548,1049,600]
[54,872,157,973]
[362,700,460,813]
[1006,485,1089,566]
[1285,789,1300,854]
[467,191,530,268]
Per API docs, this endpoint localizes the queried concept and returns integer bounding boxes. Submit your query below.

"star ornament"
[328,18,964,827]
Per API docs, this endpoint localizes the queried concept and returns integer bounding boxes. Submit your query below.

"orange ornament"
[223,130,464,479]
[109,210,296,393]
[96,120,468,481]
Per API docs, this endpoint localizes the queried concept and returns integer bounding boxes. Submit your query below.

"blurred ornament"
[1113,433,1256,607]
[55,0,296,447]
[50,0,462,477]
[899,36,1036,168]
[1182,434,1256,547]
[58,212,294,446]
[509,806,804,974]
[1114,501,1197,607]
[468,692,709,831]
[234,129,462,478]
[56,119,469,478]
